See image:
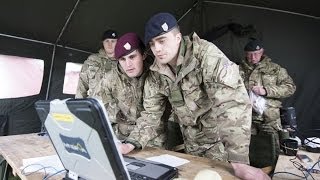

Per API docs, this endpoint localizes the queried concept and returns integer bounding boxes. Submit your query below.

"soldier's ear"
[175,32,182,44]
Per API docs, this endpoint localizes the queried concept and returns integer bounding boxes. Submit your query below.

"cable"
[272,156,320,179]
[304,137,320,145]
[292,127,320,145]
[43,169,66,180]
[21,164,47,177]
[271,171,306,179]
[307,159,320,174]
[21,164,60,178]
[271,157,307,179]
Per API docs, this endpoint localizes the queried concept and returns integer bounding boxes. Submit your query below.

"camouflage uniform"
[127,33,252,164]
[75,49,117,98]
[239,56,296,132]
[239,56,296,166]
[92,58,166,148]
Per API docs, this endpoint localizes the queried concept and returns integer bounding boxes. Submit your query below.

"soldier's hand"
[231,162,270,180]
[252,86,266,96]
[118,143,135,154]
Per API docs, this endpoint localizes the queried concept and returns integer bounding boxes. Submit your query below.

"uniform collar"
[98,49,116,61]
[149,33,199,82]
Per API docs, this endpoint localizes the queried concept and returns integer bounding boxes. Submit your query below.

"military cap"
[144,12,177,45]
[115,32,145,59]
[101,29,118,41]
[244,39,263,51]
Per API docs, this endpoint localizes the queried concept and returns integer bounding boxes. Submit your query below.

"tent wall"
[48,47,89,100]
[1,1,319,137]
[198,3,320,135]
[0,36,89,135]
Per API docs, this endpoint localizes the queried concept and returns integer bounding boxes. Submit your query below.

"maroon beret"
[115,32,145,59]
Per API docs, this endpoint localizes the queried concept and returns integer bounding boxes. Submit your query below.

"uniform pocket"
[262,74,277,86]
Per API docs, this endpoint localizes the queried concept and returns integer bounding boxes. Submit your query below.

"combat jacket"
[75,49,117,98]
[127,33,252,164]
[92,58,166,147]
[239,56,296,124]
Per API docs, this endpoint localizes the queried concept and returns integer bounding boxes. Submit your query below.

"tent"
[0,0,319,138]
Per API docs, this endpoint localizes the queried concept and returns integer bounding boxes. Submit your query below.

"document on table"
[146,154,190,167]
[20,155,64,175]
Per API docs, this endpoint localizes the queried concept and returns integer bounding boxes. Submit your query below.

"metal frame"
[203,0,320,20]
[45,0,82,100]
[0,0,90,100]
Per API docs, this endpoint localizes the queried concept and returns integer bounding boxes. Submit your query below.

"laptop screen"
[35,98,130,180]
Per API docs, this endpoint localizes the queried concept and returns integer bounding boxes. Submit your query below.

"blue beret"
[144,12,177,45]
[244,39,263,51]
[101,29,118,41]
[115,32,145,59]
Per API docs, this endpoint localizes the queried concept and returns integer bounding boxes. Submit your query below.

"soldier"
[75,29,118,98]
[119,13,270,179]
[239,39,296,168]
[92,32,166,148]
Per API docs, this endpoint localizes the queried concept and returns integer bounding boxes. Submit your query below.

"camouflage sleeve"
[91,72,118,123]
[264,67,296,98]
[126,73,168,149]
[238,64,246,83]
[75,54,100,98]
[202,44,252,164]
[91,72,121,135]
[75,61,90,98]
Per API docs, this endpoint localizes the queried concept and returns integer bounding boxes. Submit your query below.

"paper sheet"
[146,154,190,167]
[21,155,65,175]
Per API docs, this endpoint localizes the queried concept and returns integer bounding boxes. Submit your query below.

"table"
[273,150,320,179]
[0,133,238,180]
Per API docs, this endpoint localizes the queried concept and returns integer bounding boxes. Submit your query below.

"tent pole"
[177,0,199,22]
[45,45,57,100]
[0,33,92,54]
[203,0,320,20]
[55,0,81,44]
[45,0,81,100]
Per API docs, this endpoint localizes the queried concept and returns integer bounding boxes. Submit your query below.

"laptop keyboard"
[129,171,148,180]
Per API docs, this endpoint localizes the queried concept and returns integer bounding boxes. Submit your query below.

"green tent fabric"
[0,0,319,144]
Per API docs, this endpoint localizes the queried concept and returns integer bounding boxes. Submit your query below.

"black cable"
[43,169,66,180]
[308,172,315,180]
[288,156,314,179]
[271,171,306,179]
[293,127,320,145]
[271,157,307,179]
[289,156,320,180]
[21,164,60,178]
[300,170,308,180]
[304,136,320,146]
[307,159,320,173]
[302,167,316,180]
[21,164,47,177]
